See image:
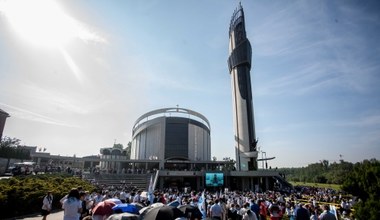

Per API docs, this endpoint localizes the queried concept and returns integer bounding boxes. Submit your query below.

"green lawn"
[290,181,342,191]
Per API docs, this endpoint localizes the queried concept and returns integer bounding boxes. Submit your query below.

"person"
[92,190,104,208]
[242,209,258,220]
[61,186,83,205]
[238,203,249,218]
[318,205,337,220]
[268,201,282,220]
[309,208,319,220]
[259,200,267,220]
[250,199,260,219]
[79,191,89,220]
[295,203,310,220]
[133,190,141,203]
[213,174,218,185]
[41,191,53,220]
[228,203,238,220]
[119,190,127,203]
[210,199,224,220]
[62,188,82,220]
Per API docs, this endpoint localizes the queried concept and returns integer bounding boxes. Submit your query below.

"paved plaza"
[13,211,63,220]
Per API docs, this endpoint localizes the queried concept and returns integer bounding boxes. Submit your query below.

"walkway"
[12,210,64,220]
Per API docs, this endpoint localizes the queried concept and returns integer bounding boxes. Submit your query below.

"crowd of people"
[41,183,355,220]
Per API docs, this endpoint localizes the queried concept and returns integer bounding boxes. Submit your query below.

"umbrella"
[131,202,145,211]
[105,198,122,204]
[92,200,116,216]
[150,202,165,208]
[112,203,139,214]
[139,202,165,218]
[168,200,180,207]
[178,204,203,219]
[143,205,185,220]
[106,212,140,220]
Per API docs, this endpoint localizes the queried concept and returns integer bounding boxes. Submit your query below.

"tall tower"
[0,108,10,140]
[228,4,258,171]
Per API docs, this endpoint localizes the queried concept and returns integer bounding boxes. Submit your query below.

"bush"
[0,174,96,218]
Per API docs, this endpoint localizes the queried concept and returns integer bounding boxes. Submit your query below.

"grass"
[289,181,342,191]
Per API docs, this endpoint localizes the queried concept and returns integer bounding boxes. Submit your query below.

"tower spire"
[228,4,258,171]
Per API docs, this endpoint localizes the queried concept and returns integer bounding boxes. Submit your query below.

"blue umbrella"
[168,200,180,207]
[112,204,139,214]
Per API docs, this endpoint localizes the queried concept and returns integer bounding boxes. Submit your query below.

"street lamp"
[261,151,266,169]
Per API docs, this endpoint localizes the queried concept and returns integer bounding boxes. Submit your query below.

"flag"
[330,205,338,219]
[198,190,206,219]
[148,175,153,193]
[147,175,154,204]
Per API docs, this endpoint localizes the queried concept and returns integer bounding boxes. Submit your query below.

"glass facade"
[165,118,189,159]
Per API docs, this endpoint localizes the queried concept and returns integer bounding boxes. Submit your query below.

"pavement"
[12,210,64,220]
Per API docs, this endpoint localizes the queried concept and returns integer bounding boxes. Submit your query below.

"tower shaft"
[228,4,258,171]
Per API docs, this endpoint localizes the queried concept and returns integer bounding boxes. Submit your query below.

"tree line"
[278,159,355,184]
[280,158,380,219]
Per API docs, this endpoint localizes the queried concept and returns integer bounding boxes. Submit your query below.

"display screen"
[205,173,224,187]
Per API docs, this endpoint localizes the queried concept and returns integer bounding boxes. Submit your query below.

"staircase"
[273,174,293,192]
[83,173,153,191]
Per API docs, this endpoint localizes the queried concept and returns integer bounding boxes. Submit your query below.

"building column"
[159,177,164,189]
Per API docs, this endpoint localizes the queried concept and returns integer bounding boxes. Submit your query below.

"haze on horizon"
[0,0,379,168]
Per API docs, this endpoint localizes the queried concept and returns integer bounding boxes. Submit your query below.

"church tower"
[228,4,258,171]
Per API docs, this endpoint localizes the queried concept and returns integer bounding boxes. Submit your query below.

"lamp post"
[261,151,266,169]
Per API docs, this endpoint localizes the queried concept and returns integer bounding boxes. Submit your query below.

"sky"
[0,0,379,168]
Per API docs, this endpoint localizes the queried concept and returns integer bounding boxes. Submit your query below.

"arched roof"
[133,107,210,131]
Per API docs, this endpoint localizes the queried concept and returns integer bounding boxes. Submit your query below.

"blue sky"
[0,0,379,168]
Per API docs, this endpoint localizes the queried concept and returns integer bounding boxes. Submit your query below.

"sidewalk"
[11,210,64,220]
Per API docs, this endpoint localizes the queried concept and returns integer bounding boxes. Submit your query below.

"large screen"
[205,172,224,187]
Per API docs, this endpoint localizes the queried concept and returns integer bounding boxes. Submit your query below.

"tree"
[113,143,124,149]
[341,159,380,219]
[0,137,30,173]
[222,157,236,171]
[125,141,131,159]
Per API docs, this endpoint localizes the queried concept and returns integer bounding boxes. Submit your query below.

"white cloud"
[0,102,77,127]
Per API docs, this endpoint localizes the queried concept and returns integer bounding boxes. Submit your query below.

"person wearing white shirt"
[119,191,127,203]
[41,191,53,220]
[62,189,82,220]
[133,191,141,203]
[210,199,224,220]
[243,210,258,220]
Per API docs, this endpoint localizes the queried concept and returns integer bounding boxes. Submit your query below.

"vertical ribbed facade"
[131,108,211,162]
[228,4,258,171]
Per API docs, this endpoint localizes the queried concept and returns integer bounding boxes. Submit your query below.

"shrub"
[0,174,96,218]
